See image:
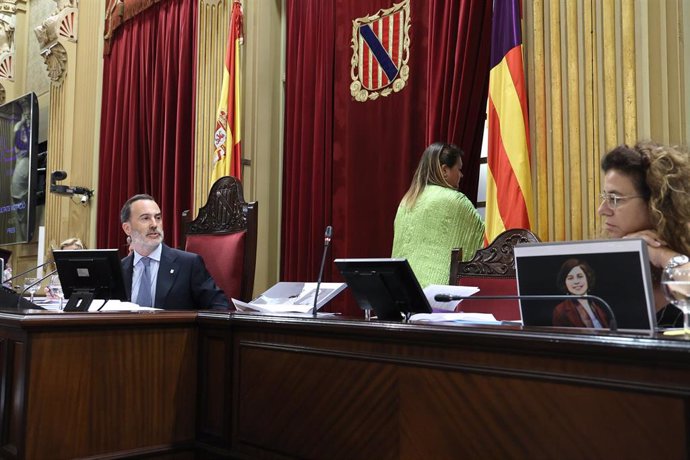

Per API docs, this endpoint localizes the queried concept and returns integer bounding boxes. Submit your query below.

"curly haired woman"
[598,141,690,326]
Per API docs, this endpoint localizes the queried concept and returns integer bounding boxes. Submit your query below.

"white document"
[423,284,480,312]
[232,298,313,314]
[88,299,161,312]
[33,297,63,311]
[36,298,160,312]
[233,282,346,314]
[409,312,498,323]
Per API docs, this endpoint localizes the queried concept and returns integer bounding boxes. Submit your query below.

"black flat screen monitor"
[335,258,431,321]
[53,249,127,311]
[0,93,39,246]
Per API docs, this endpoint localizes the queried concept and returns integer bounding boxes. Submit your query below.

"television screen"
[53,249,127,311]
[0,93,39,246]
[335,258,431,321]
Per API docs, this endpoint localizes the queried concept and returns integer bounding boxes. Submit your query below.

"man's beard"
[130,227,164,252]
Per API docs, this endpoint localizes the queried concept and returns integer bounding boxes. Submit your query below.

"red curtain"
[97,0,197,252]
[282,0,492,316]
[281,0,335,280]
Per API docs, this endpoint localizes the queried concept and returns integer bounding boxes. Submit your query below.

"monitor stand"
[64,290,95,312]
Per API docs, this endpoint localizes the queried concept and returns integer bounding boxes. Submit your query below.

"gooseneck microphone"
[3,260,54,286]
[16,269,58,308]
[313,226,333,318]
[434,293,618,332]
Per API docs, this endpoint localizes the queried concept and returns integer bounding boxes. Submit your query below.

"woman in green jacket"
[392,142,485,287]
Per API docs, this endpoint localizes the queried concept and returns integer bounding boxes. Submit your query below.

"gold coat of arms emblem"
[350,0,411,102]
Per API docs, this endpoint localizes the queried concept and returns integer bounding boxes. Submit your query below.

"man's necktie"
[137,257,153,307]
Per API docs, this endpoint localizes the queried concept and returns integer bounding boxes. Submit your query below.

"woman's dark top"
[656,304,683,328]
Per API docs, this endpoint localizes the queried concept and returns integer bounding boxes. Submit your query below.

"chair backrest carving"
[449,228,540,321]
[186,176,249,235]
[451,228,540,284]
[181,176,258,302]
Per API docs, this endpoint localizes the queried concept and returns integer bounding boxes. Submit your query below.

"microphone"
[16,269,58,308]
[434,294,462,302]
[434,293,618,332]
[3,260,54,286]
[313,225,333,318]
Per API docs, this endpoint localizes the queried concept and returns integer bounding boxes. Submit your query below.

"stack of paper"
[409,312,499,324]
[233,282,346,314]
[91,300,161,312]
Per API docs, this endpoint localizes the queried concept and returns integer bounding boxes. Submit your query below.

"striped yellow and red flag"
[212,0,243,183]
[484,0,533,243]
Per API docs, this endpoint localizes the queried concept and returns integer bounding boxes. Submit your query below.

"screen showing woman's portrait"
[552,258,609,329]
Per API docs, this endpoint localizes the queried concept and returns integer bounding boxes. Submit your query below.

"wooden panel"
[1,308,690,459]
[23,327,196,459]
[400,369,684,459]
[235,344,398,459]
[0,339,25,460]
[0,338,6,454]
[198,328,232,443]
[8,342,23,459]
[231,337,689,459]
[218,315,690,459]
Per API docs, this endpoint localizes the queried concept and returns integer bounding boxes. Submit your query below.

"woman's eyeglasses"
[599,192,643,209]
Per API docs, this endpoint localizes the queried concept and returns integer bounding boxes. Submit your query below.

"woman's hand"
[44,285,58,300]
[624,230,677,268]
[623,229,666,247]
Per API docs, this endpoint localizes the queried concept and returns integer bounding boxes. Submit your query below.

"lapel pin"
[170,269,175,274]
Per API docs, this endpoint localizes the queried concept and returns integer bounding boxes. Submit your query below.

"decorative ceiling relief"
[35,0,78,86]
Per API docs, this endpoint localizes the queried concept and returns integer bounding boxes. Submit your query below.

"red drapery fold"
[98,0,197,252]
[425,0,492,201]
[282,0,492,316]
[281,0,335,281]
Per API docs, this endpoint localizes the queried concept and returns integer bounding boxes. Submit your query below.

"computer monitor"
[0,93,39,246]
[514,239,655,331]
[334,258,431,321]
[53,249,127,311]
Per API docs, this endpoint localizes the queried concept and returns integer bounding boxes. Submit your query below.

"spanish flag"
[484,0,533,243]
[212,0,243,183]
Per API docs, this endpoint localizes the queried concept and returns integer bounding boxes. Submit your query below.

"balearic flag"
[484,0,533,243]
[212,0,243,183]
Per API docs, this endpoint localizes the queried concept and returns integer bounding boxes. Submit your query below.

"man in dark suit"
[120,194,229,310]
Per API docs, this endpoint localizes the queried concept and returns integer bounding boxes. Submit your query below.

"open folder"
[232,282,346,314]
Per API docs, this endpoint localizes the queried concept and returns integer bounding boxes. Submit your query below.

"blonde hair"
[401,142,463,208]
[602,141,690,255]
[59,237,84,250]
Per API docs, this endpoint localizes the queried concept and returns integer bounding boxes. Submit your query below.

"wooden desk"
[0,308,197,459]
[2,307,690,459]
[197,312,690,459]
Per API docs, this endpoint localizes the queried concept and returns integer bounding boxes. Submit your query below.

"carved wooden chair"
[449,228,540,320]
[180,176,258,302]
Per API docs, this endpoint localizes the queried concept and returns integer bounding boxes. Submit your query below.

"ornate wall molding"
[0,82,5,104]
[41,42,67,85]
[0,0,17,81]
[104,0,162,54]
[35,0,78,86]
